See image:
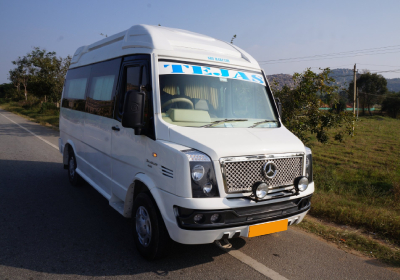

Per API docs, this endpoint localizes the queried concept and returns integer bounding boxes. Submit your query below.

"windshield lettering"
[160,63,265,85]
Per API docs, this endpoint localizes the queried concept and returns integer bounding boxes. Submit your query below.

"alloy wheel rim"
[136,206,152,247]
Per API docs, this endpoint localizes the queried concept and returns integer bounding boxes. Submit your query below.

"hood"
[168,126,305,160]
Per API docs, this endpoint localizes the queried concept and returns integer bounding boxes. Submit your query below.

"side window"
[117,65,141,117]
[65,78,87,99]
[126,66,141,92]
[62,65,91,111]
[141,66,148,88]
[115,61,155,140]
[86,58,121,117]
[90,75,115,101]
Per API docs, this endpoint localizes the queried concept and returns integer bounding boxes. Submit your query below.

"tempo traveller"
[59,24,314,260]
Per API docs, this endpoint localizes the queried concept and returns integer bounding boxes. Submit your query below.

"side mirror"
[275,98,282,118]
[122,90,146,135]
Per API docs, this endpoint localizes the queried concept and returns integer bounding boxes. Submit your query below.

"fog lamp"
[295,176,309,192]
[202,183,213,195]
[253,182,269,199]
[193,214,205,224]
[210,214,220,223]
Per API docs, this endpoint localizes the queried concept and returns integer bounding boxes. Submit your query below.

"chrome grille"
[220,155,303,193]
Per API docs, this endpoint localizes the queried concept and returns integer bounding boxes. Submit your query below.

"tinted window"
[62,65,91,111]
[85,58,122,117]
[126,66,141,92]
[116,62,155,139]
[117,65,141,116]
[90,75,115,101]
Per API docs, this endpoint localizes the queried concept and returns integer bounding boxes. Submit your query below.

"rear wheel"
[68,150,83,186]
[132,192,171,260]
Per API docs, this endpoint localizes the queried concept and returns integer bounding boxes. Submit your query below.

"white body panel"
[59,24,314,245]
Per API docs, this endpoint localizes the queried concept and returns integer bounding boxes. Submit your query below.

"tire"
[68,149,83,186]
[132,192,171,260]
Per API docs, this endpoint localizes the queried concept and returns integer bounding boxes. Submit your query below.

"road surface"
[0,108,399,280]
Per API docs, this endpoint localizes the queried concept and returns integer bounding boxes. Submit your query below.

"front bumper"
[175,195,311,230]
[150,183,314,245]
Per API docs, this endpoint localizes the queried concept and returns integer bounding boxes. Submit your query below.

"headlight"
[191,165,205,181]
[184,150,219,198]
[305,147,313,183]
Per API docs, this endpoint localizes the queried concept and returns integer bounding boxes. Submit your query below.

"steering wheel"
[161,98,194,110]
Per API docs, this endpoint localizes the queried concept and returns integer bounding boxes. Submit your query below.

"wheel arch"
[63,140,77,168]
[123,173,160,218]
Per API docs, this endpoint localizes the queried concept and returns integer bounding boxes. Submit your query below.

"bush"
[38,102,58,114]
[273,68,353,144]
[20,97,40,109]
[382,93,400,118]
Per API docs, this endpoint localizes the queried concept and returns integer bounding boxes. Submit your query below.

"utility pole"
[356,87,359,120]
[352,64,357,135]
[353,64,357,117]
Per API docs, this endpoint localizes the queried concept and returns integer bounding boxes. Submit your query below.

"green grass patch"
[0,99,59,128]
[309,116,400,245]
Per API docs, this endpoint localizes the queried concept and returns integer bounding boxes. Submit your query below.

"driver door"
[111,59,152,199]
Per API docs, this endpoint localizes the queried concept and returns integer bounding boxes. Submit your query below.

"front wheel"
[132,193,171,260]
[68,150,83,186]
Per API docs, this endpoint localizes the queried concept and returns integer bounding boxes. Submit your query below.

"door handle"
[112,126,120,131]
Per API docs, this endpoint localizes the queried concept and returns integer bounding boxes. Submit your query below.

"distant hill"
[387,78,400,92]
[267,69,400,93]
[266,74,294,90]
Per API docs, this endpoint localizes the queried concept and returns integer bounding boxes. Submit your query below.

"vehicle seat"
[194,99,209,111]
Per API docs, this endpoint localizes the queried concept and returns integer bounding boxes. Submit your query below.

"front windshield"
[159,62,279,128]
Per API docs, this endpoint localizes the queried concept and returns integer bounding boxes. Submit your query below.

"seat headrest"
[194,99,209,111]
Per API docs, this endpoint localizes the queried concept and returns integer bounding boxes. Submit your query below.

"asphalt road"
[0,108,399,280]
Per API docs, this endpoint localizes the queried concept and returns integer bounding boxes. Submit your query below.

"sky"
[1,0,400,84]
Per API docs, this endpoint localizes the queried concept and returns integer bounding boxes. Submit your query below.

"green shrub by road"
[0,99,59,128]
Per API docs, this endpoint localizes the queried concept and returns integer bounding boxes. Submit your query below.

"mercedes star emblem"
[263,161,277,179]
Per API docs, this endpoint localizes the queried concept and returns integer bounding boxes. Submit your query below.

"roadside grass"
[295,216,400,266]
[308,116,400,245]
[0,99,59,128]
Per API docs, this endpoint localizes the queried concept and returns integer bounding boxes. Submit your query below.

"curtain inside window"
[66,78,87,99]
[91,75,115,101]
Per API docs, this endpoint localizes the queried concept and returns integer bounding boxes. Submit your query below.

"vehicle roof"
[70,24,261,71]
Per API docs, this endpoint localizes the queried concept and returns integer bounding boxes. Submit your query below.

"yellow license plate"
[248,219,288,237]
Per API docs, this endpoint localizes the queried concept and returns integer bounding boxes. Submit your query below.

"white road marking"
[0,112,59,150]
[227,249,289,280]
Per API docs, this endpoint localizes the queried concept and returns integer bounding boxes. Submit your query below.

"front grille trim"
[220,153,304,194]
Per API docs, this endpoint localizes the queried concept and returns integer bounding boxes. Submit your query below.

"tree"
[9,56,34,100]
[273,68,353,144]
[8,68,22,94]
[0,83,17,100]
[348,72,388,115]
[28,47,71,102]
[381,93,400,118]
[8,47,71,102]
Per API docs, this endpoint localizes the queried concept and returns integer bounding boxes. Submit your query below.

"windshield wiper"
[249,120,279,128]
[200,119,248,128]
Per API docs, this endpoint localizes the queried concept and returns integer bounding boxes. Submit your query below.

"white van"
[59,24,314,260]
